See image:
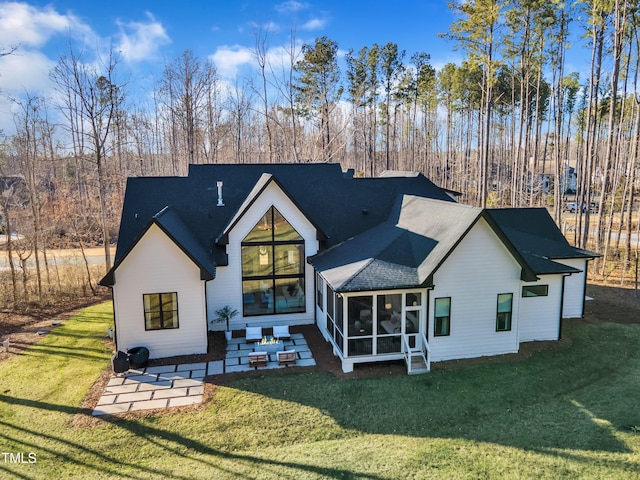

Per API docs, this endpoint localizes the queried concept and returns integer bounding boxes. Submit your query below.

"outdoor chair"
[248,351,268,367]
[272,325,291,340]
[277,350,297,366]
[245,326,263,343]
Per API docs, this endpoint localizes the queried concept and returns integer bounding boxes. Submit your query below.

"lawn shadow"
[14,343,109,361]
[221,321,639,459]
[0,393,386,479]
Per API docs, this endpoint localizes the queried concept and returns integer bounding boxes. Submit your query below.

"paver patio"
[92,362,212,416]
[93,331,316,415]
[224,332,316,373]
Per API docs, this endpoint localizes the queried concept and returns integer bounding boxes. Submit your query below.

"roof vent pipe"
[216,181,224,207]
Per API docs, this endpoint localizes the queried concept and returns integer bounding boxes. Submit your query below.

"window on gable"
[522,285,548,297]
[496,293,513,331]
[143,292,179,330]
[434,297,451,336]
[241,206,305,316]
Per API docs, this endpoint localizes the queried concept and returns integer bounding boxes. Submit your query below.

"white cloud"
[209,45,255,79]
[0,49,54,92]
[275,1,309,14]
[265,43,303,70]
[0,50,56,134]
[0,1,91,48]
[116,12,171,63]
[300,17,326,31]
[249,19,280,33]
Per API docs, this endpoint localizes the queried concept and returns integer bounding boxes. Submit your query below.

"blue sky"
[0,1,461,133]
[0,1,590,135]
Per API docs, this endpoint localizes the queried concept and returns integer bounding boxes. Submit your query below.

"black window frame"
[522,285,549,297]
[241,206,306,317]
[316,272,324,310]
[496,293,513,332]
[143,292,179,331]
[434,297,451,337]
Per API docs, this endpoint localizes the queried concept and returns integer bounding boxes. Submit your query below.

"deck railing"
[402,332,431,374]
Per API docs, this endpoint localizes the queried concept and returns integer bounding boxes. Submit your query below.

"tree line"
[1,0,639,305]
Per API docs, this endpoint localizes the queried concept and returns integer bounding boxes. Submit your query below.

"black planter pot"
[128,346,150,369]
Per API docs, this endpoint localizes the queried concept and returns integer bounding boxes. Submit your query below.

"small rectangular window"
[144,293,179,330]
[496,293,513,331]
[316,272,324,310]
[434,297,451,336]
[327,285,335,320]
[522,285,548,297]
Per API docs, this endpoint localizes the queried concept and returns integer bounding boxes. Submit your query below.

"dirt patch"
[584,282,640,324]
[0,293,111,361]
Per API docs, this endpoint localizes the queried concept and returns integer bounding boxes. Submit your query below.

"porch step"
[407,354,429,374]
[408,366,430,375]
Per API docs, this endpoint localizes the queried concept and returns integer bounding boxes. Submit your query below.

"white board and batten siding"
[428,218,522,362]
[112,224,208,359]
[206,182,319,330]
[556,258,588,318]
[518,275,563,342]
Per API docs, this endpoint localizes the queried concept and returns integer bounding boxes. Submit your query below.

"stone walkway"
[93,332,315,416]
[225,332,316,373]
[92,362,220,416]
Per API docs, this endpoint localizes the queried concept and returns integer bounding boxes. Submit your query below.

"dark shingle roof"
[485,208,600,275]
[152,206,217,280]
[102,163,597,290]
[100,206,216,286]
[310,196,484,291]
[103,163,455,285]
[310,198,599,292]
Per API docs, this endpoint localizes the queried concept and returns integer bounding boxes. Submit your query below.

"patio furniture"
[245,326,263,343]
[255,340,283,354]
[277,350,297,366]
[272,325,290,340]
[248,351,268,367]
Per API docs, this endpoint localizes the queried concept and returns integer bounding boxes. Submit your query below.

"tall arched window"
[241,206,305,316]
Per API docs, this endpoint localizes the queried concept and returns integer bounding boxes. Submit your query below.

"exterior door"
[403,310,419,348]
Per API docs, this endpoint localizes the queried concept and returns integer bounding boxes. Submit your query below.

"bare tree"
[253,24,275,163]
[158,50,217,171]
[50,45,125,272]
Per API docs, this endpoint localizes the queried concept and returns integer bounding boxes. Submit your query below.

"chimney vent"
[216,181,224,207]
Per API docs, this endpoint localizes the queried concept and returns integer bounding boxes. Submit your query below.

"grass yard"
[0,301,639,479]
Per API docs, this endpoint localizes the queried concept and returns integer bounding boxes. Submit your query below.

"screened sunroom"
[316,272,429,373]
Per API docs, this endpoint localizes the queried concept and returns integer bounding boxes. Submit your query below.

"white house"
[101,163,598,373]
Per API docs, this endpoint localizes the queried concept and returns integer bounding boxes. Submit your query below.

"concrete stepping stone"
[207,361,223,375]
[168,395,202,407]
[93,403,131,416]
[177,362,206,371]
[152,388,189,399]
[130,399,168,412]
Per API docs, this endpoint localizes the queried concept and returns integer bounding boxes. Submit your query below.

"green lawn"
[1,302,639,479]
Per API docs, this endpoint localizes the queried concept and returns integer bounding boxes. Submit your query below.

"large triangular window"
[241,206,305,316]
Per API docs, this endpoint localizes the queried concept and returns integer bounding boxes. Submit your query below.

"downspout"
[559,274,570,340]
[204,280,210,352]
[581,259,592,318]
[313,268,318,327]
[109,287,117,351]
